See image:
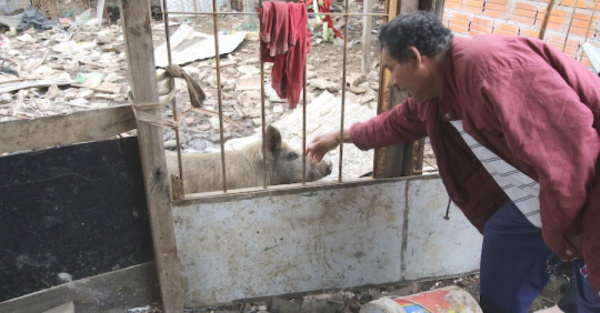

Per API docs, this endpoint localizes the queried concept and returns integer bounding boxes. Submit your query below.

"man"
[305,11,600,313]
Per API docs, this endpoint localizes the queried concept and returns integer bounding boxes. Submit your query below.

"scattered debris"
[16,6,59,33]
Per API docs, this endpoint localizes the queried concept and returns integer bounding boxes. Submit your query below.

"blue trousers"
[478,201,600,313]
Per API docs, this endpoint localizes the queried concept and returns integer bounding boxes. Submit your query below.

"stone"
[236,76,262,91]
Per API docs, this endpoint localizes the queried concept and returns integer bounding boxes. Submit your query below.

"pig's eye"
[286,152,299,160]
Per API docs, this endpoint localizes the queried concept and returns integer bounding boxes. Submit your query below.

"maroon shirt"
[350,35,600,296]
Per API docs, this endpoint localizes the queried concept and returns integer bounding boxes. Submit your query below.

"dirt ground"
[130,268,572,312]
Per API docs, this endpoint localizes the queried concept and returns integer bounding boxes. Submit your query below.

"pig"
[165,125,333,193]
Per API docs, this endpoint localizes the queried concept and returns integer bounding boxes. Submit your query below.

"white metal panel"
[173,176,482,307]
[403,179,483,280]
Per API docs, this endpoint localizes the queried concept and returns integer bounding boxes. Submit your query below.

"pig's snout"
[304,157,333,181]
[324,159,333,176]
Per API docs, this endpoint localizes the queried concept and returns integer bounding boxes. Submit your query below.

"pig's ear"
[264,125,282,160]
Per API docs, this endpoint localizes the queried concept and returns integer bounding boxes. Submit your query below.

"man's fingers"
[307,150,323,163]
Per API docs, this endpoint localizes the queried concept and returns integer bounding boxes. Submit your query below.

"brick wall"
[442,0,600,68]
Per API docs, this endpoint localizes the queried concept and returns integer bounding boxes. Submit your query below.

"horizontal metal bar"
[171,174,442,206]
[162,11,387,17]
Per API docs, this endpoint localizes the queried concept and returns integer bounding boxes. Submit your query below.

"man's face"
[381,46,434,103]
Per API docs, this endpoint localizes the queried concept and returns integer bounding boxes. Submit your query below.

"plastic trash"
[16,6,58,32]
[360,286,482,313]
[76,72,105,88]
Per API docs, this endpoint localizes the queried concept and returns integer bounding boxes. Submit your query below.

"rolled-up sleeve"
[349,99,428,151]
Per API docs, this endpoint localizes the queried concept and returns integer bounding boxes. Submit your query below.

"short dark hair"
[378,11,453,63]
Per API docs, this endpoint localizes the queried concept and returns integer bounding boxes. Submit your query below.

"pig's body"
[166,125,332,193]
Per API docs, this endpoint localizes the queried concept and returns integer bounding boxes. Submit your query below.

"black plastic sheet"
[16,6,58,32]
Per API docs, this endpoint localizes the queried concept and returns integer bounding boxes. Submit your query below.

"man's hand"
[306,131,343,163]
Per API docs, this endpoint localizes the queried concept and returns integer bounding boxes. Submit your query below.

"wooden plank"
[0,262,160,313]
[42,302,74,313]
[373,0,424,178]
[119,1,184,312]
[0,105,136,154]
[0,79,70,93]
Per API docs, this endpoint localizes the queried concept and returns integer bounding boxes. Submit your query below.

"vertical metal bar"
[259,0,268,189]
[161,0,186,195]
[213,0,228,192]
[337,0,351,182]
[302,59,307,184]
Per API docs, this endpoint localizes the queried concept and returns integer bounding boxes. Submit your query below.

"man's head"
[378,11,453,102]
[379,11,453,64]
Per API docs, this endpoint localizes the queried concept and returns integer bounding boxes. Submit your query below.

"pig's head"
[263,125,332,184]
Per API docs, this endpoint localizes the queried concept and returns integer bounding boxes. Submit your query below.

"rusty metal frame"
[155,0,427,200]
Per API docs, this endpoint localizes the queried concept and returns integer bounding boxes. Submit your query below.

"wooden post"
[361,0,373,73]
[118,1,184,312]
[373,0,429,178]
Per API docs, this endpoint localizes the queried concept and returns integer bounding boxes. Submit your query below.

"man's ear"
[407,46,422,67]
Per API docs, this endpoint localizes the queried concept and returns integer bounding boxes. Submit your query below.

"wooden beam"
[0,263,160,313]
[373,0,426,179]
[0,105,136,154]
[118,1,184,312]
[42,302,74,313]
